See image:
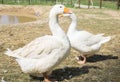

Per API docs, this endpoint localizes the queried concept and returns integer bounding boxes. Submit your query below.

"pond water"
[0,15,36,24]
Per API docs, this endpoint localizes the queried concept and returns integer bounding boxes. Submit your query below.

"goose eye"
[60,6,62,8]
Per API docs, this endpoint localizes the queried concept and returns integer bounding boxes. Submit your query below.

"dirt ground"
[0,5,120,82]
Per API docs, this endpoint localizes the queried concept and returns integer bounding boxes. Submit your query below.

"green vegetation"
[0,0,118,10]
[0,0,55,5]
[102,1,117,9]
[74,0,117,9]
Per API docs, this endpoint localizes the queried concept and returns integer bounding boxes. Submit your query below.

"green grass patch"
[0,0,118,10]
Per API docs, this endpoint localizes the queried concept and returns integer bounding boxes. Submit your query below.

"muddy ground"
[0,5,120,82]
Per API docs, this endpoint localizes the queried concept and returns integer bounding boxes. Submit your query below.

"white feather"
[4,4,70,77]
[64,13,111,56]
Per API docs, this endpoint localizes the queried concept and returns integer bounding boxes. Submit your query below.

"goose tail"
[4,48,22,59]
[100,36,111,44]
[4,48,13,56]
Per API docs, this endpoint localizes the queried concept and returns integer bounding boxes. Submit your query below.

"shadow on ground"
[87,54,118,63]
[30,66,101,81]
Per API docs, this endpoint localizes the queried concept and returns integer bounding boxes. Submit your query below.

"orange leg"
[43,72,58,82]
[76,55,86,64]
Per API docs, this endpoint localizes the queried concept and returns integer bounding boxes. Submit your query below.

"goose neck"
[68,18,77,34]
[49,15,66,39]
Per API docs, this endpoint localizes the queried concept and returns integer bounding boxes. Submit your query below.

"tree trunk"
[88,0,91,8]
[100,0,103,8]
[78,0,81,8]
[2,0,3,4]
[117,0,120,9]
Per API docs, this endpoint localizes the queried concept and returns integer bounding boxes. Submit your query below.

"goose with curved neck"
[67,13,77,36]
[5,4,71,82]
[63,13,111,64]
[49,10,66,40]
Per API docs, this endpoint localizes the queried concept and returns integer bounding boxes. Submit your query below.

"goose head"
[69,13,77,21]
[49,4,72,18]
[60,13,77,21]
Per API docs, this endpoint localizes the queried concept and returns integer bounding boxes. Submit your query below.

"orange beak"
[64,7,72,14]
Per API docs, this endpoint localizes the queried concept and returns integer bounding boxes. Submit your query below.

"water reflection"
[0,15,36,24]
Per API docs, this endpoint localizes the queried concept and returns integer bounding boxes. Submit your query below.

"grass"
[0,0,119,9]
[75,0,117,10]
[102,1,117,9]
[0,0,55,5]
[0,5,120,82]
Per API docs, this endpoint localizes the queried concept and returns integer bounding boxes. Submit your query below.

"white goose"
[62,13,111,64]
[5,4,71,82]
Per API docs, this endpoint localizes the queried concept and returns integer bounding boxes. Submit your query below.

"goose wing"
[85,34,111,46]
[5,35,63,58]
[85,34,105,46]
